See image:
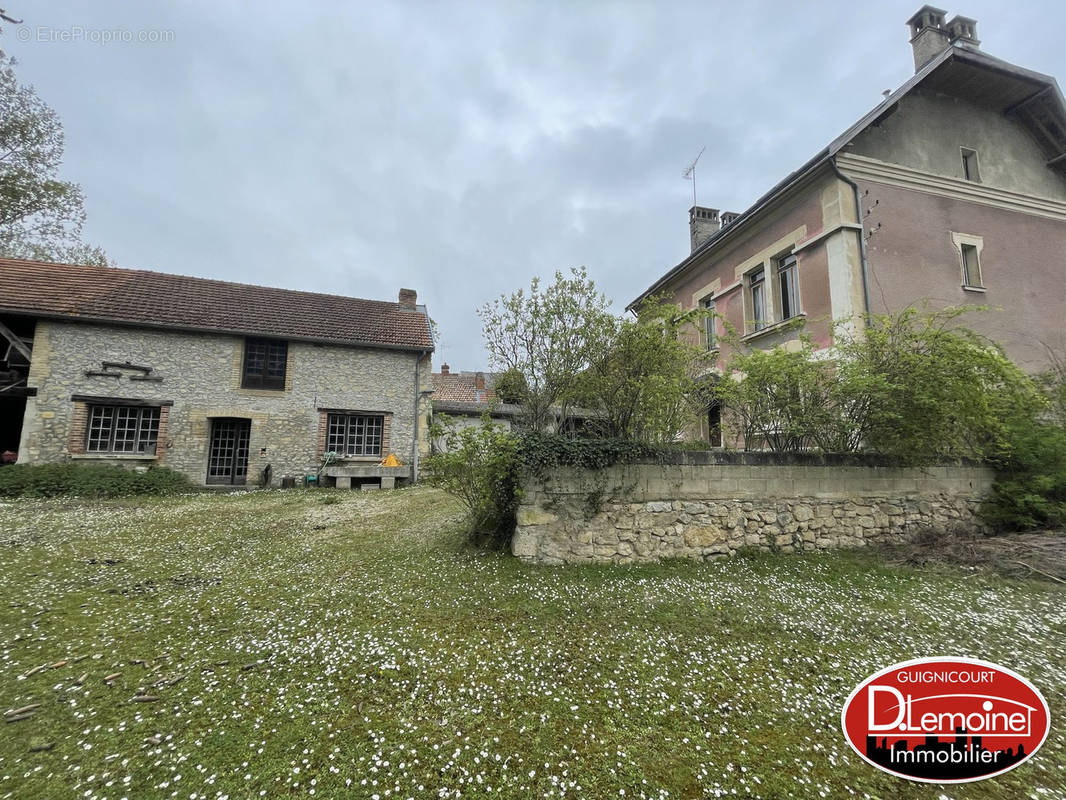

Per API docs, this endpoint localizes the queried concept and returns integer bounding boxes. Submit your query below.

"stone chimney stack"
[907,5,949,72]
[440,363,450,375]
[946,15,979,47]
[398,288,417,309]
[689,206,721,253]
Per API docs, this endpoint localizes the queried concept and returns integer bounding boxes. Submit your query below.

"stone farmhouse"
[630,7,1066,444]
[0,258,434,488]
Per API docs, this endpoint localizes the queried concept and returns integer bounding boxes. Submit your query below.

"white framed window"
[700,296,717,349]
[961,244,982,288]
[777,252,800,320]
[749,268,767,332]
[951,232,985,290]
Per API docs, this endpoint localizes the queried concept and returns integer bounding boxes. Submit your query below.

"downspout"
[830,157,872,320]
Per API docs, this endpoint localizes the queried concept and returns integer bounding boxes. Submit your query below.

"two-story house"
[630,7,1066,443]
[0,258,434,488]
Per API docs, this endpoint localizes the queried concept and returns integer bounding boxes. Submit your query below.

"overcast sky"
[4,1,1064,369]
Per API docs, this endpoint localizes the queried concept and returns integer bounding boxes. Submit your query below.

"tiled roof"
[431,372,496,403]
[0,258,434,351]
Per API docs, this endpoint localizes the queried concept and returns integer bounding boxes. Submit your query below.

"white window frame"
[748,267,768,332]
[950,231,985,291]
[776,252,801,320]
[699,296,718,350]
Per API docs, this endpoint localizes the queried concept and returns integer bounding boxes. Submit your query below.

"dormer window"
[961,147,981,182]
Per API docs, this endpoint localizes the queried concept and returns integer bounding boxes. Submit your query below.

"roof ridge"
[0,257,404,309]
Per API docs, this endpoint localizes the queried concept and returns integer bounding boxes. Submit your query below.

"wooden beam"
[0,321,31,361]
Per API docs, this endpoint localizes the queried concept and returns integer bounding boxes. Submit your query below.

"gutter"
[829,157,872,319]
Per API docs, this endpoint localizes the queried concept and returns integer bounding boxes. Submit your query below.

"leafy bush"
[981,422,1066,531]
[423,418,519,548]
[714,307,1043,464]
[570,298,716,443]
[517,432,661,474]
[0,463,189,499]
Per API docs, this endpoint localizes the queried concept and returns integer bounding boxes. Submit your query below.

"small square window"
[961,148,981,182]
[242,338,288,390]
[961,243,983,288]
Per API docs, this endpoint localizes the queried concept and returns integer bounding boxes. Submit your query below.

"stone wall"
[511,454,995,564]
[19,320,432,485]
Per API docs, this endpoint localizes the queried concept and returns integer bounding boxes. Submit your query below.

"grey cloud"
[5,0,1064,368]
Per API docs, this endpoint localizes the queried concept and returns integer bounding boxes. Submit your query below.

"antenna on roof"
[681,146,706,207]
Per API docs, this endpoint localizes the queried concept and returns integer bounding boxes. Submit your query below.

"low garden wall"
[511,453,995,565]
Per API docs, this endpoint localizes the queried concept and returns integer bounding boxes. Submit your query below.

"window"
[777,253,800,320]
[327,413,384,457]
[961,243,983,288]
[242,338,288,390]
[961,147,981,182]
[749,268,767,331]
[86,405,160,454]
[700,297,717,349]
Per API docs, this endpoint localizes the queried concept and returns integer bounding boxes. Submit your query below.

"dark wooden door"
[207,418,251,485]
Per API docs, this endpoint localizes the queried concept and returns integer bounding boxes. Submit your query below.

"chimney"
[689,206,720,253]
[474,372,485,391]
[440,363,449,375]
[398,288,417,309]
[946,14,979,47]
[721,211,740,228]
[907,6,949,72]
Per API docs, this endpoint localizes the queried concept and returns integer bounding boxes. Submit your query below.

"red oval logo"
[841,657,1050,783]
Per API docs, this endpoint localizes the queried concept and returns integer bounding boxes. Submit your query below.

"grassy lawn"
[0,487,1063,800]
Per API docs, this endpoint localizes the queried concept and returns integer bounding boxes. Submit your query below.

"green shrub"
[0,463,189,499]
[713,307,1043,463]
[981,421,1066,532]
[423,418,519,548]
[517,432,661,474]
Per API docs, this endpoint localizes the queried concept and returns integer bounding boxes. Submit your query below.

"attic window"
[961,148,981,182]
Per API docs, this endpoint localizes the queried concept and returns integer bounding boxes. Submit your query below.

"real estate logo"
[841,657,1050,783]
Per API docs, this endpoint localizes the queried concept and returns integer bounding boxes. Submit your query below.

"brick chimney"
[474,372,485,390]
[689,206,720,253]
[907,6,949,72]
[398,288,417,309]
[440,363,449,375]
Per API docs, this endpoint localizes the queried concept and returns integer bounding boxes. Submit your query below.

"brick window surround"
[69,396,172,459]
[317,410,391,460]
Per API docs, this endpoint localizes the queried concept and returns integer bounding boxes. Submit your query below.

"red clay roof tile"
[0,258,434,351]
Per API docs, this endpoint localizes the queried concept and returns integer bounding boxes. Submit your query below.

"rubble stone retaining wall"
[511,454,994,565]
